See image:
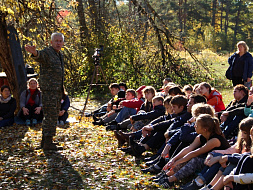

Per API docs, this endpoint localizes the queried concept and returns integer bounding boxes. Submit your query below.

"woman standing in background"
[226,41,253,88]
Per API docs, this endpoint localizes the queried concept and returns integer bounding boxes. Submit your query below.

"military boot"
[43,136,63,151]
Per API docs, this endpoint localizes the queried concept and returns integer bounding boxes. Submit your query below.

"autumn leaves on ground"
[0,102,163,190]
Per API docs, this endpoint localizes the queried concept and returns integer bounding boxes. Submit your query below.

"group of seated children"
[0,78,70,128]
[92,79,253,189]
[1,77,253,189]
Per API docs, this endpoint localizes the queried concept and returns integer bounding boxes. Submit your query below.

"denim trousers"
[198,152,223,184]
[115,107,137,123]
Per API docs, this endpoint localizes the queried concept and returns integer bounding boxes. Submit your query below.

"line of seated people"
[1,78,253,189]
[91,79,253,189]
[0,78,70,128]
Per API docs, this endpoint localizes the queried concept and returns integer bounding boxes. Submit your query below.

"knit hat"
[136,85,146,94]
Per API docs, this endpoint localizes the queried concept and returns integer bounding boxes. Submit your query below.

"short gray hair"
[51,33,64,42]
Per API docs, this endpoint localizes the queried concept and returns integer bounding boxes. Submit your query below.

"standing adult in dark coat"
[227,41,253,87]
[25,32,64,151]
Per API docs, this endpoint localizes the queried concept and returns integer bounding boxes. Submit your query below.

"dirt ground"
[68,98,106,115]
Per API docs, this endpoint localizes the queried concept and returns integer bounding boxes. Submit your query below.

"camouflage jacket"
[32,46,64,91]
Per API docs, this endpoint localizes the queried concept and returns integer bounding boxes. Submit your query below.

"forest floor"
[0,99,163,190]
[0,89,234,190]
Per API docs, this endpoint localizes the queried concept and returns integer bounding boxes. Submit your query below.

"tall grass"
[180,49,233,89]
[180,49,236,106]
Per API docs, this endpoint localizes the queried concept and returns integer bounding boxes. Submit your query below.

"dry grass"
[218,88,234,107]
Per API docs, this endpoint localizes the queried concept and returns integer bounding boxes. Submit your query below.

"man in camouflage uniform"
[25,33,64,151]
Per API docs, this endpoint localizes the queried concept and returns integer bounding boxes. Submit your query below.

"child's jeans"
[115,107,137,123]
[198,152,223,184]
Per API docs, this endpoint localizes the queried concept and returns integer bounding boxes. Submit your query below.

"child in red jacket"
[105,86,146,130]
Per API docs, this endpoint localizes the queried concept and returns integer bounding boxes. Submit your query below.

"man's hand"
[22,107,29,115]
[141,130,150,137]
[161,144,171,159]
[204,153,213,165]
[163,158,175,170]
[25,45,38,56]
[107,110,115,117]
[141,125,152,137]
[58,110,65,116]
[220,111,229,123]
[187,117,195,124]
[223,175,234,189]
[142,125,153,132]
[130,116,134,124]
[247,95,253,106]
[130,125,137,132]
[34,107,42,114]
[107,103,112,112]
[219,155,228,168]
[118,102,123,109]
[205,156,221,167]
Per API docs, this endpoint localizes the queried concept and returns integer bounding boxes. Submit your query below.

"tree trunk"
[225,0,230,37]
[0,12,20,111]
[76,0,89,49]
[212,0,217,27]
[88,0,99,32]
[183,0,187,32]
[233,0,241,46]
[220,0,223,31]
[178,0,183,32]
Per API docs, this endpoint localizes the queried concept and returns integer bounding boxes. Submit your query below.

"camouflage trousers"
[174,157,205,180]
[42,90,61,137]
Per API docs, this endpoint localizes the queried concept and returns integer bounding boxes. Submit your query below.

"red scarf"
[27,89,36,106]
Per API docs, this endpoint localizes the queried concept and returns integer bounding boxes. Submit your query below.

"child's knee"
[164,131,169,139]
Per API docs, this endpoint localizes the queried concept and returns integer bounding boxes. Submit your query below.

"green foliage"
[179,49,232,88]
[2,0,253,98]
